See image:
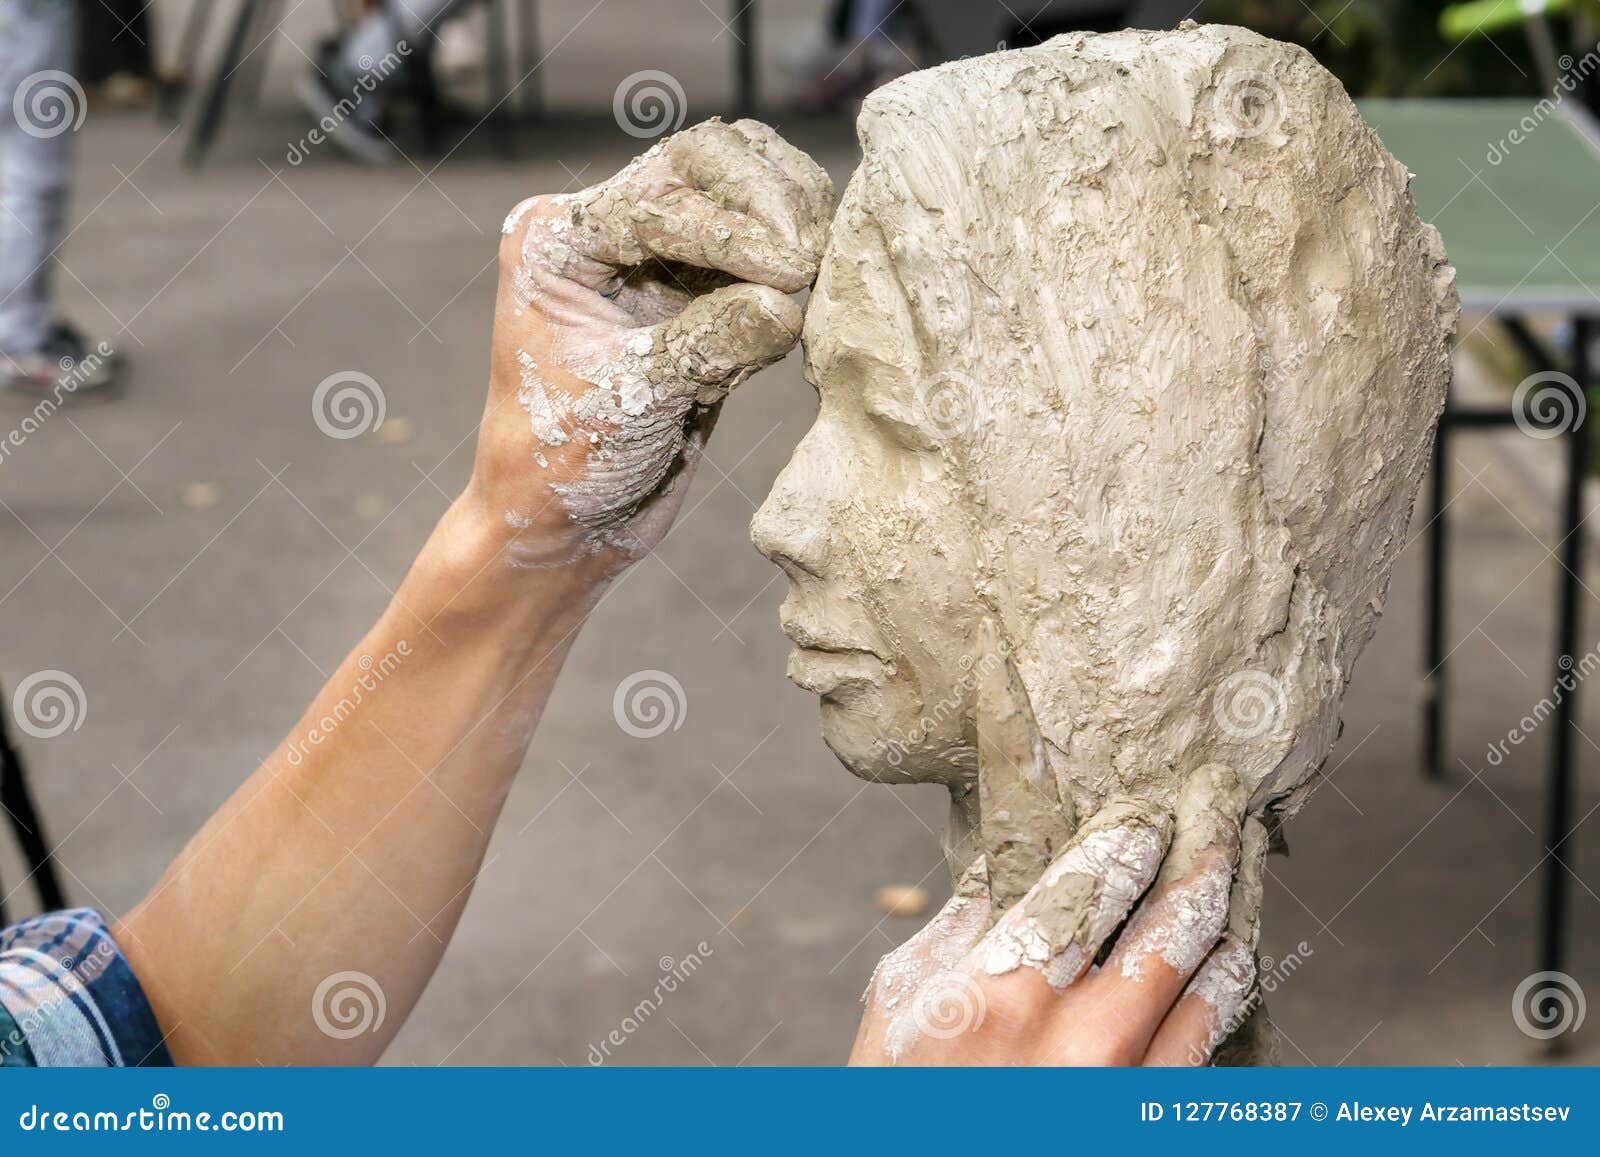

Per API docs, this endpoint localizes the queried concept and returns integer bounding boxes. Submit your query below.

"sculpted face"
[752,27,1457,841]
[750,227,981,790]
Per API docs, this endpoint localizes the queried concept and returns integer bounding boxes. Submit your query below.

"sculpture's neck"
[941,783,982,887]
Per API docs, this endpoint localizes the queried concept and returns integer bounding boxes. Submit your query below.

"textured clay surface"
[753,24,1458,878]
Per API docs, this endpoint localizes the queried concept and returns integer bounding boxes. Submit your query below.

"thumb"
[645,283,802,405]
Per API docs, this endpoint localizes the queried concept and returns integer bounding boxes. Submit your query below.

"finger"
[646,282,802,403]
[665,119,819,251]
[856,861,991,1064]
[976,615,1074,917]
[965,799,1170,990]
[726,118,836,231]
[571,181,820,292]
[1144,816,1269,1066]
[1081,763,1246,1051]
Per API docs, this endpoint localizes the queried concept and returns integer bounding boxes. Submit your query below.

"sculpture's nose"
[751,429,832,578]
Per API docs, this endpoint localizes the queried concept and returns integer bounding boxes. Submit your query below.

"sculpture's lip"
[778,618,887,662]
[785,647,886,696]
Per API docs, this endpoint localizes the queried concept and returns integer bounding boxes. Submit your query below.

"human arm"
[108,120,834,1066]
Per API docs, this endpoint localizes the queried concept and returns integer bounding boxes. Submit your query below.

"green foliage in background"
[1202,0,1585,97]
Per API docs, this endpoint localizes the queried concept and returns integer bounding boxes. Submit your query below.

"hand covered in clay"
[850,765,1269,1066]
[475,119,834,573]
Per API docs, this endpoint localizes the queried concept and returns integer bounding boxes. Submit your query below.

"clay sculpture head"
[750,24,1457,880]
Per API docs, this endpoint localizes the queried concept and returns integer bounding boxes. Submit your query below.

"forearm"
[115,493,608,1064]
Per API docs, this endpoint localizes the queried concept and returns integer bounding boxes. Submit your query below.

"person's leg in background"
[790,0,924,114]
[296,0,481,164]
[0,0,118,394]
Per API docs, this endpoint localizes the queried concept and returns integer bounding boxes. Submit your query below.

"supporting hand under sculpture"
[851,763,1268,1066]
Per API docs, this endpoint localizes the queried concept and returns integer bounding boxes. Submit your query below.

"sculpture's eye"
[863,391,940,453]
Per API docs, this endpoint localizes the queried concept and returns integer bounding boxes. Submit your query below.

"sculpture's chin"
[815,694,971,788]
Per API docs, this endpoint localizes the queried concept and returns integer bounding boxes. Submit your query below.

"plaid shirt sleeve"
[0,908,173,1067]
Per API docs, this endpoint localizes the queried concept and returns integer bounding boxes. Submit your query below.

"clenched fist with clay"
[474,119,835,575]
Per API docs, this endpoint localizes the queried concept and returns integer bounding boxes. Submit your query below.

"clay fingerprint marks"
[1109,763,1246,985]
[976,800,1171,990]
[506,119,834,543]
[976,617,1074,919]
[562,118,835,298]
[1179,815,1269,1059]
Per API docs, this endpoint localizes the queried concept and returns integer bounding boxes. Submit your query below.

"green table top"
[1358,99,1600,313]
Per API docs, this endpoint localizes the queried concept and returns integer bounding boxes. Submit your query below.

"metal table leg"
[1539,314,1590,984]
[0,684,67,917]
[733,0,755,119]
[1424,412,1450,779]
[488,0,514,157]
[183,0,261,167]
[519,0,542,117]
[159,0,217,121]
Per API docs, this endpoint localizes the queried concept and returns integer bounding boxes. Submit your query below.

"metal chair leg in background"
[0,682,68,926]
